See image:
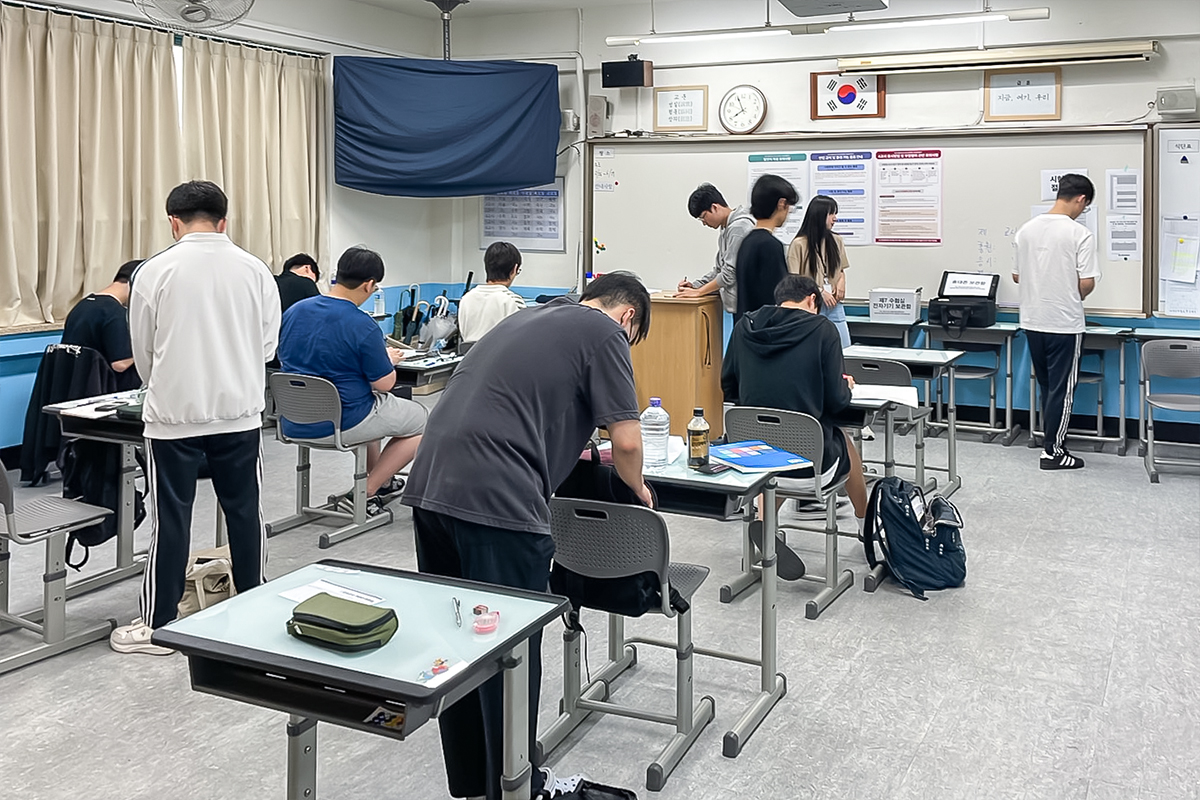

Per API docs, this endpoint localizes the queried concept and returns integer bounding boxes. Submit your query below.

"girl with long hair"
[786,195,851,347]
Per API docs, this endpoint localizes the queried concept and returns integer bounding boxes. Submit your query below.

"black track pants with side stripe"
[141,429,267,629]
[1027,330,1084,458]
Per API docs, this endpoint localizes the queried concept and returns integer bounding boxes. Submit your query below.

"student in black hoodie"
[722,274,868,536]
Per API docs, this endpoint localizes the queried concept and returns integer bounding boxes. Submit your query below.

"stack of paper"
[851,384,920,408]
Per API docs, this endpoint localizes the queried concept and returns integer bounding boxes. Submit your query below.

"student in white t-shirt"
[457,241,526,343]
[1013,173,1101,471]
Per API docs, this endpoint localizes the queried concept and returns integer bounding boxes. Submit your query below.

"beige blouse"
[786,233,850,286]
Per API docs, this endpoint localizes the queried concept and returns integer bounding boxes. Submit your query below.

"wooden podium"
[630,293,724,438]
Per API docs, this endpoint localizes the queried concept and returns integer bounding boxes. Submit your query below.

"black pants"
[1026,330,1083,457]
[413,508,555,800]
[141,430,266,629]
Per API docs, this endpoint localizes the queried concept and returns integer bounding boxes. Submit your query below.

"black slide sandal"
[748,520,806,581]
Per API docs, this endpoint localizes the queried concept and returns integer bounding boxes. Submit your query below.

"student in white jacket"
[457,241,526,343]
[112,181,280,654]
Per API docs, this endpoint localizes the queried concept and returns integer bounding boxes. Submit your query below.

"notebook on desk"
[710,441,810,473]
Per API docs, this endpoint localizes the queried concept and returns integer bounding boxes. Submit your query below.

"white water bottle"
[373,290,386,315]
[640,397,671,471]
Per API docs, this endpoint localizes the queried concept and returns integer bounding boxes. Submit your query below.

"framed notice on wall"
[654,85,708,132]
[984,68,1061,121]
[480,178,566,253]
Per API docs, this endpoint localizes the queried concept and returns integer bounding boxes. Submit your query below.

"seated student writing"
[735,174,798,321]
[457,241,526,344]
[60,259,143,391]
[278,246,425,508]
[722,274,869,538]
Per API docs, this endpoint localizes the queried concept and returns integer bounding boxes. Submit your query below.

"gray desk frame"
[155,560,569,800]
[844,346,965,498]
[1026,326,1130,456]
[920,321,1022,446]
[620,467,786,758]
[847,317,920,347]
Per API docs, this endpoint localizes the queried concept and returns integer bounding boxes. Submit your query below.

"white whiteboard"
[590,131,1146,315]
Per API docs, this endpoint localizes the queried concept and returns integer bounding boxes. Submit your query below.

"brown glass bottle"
[687,407,710,468]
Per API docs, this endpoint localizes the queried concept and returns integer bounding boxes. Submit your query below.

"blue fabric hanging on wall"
[334,57,560,198]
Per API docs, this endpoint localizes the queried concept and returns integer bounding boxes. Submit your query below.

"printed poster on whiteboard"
[747,153,810,245]
[874,150,942,246]
[480,178,566,253]
[809,151,874,246]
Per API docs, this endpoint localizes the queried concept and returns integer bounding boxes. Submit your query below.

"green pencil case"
[286,592,398,653]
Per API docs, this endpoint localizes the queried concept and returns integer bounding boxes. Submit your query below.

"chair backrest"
[843,357,913,388]
[1142,340,1200,382]
[0,467,15,517]
[724,406,825,491]
[549,497,673,616]
[268,373,345,444]
[458,339,475,356]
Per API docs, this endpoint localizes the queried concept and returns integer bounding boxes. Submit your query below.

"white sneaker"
[861,426,876,441]
[110,618,173,656]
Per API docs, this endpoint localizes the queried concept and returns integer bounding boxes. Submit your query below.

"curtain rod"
[1,0,325,59]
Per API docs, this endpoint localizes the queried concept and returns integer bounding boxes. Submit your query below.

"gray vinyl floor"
[2,422,1198,800]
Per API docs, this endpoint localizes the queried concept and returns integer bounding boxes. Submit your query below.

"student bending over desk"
[278,247,425,511]
[722,274,869,537]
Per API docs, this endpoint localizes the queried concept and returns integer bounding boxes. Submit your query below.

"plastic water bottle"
[373,291,386,315]
[641,397,671,471]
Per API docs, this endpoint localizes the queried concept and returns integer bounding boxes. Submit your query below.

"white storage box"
[869,288,922,323]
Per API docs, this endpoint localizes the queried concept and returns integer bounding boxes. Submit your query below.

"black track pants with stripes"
[1026,330,1083,458]
[141,430,266,629]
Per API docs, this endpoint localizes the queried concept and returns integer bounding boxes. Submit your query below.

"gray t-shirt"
[402,297,640,534]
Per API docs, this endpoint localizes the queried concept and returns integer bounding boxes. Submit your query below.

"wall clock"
[719,84,767,134]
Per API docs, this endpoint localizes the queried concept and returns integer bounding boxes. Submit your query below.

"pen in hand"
[453,596,462,627]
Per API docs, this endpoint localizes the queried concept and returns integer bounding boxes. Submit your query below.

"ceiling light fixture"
[827,7,1049,33]
[604,3,1048,47]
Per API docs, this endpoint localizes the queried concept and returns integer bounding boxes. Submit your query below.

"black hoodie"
[721,305,851,471]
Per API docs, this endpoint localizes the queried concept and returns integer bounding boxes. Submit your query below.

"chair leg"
[806,495,854,620]
[42,533,67,644]
[1146,407,1159,483]
[914,416,926,489]
[0,536,9,617]
[319,445,391,548]
[646,609,714,792]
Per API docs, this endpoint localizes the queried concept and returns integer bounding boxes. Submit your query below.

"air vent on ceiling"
[778,0,888,18]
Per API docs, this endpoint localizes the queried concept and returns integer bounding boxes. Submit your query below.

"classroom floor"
[2,424,1198,800]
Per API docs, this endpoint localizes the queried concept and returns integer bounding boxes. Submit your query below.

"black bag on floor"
[926,271,1000,338]
[863,476,966,600]
[537,779,638,800]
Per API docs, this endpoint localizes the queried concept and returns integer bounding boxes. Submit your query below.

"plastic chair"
[1140,340,1200,483]
[725,407,854,619]
[266,373,392,548]
[844,357,930,488]
[537,498,714,792]
[0,467,114,675]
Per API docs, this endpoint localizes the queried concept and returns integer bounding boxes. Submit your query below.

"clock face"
[719,85,767,134]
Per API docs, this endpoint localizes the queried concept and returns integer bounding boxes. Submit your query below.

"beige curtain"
[182,37,328,273]
[0,6,181,327]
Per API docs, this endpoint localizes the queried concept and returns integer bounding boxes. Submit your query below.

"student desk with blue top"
[154,560,570,800]
[919,320,1023,446]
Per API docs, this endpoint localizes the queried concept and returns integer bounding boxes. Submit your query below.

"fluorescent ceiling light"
[605,27,793,47]
[828,7,1049,32]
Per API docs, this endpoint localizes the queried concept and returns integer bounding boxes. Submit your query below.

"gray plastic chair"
[935,341,1002,435]
[724,407,854,619]
[1140,340,1200,483]
[266,373,392,548]
[0,467,114,675]
[844,357,930,488]
[537,497,713,792]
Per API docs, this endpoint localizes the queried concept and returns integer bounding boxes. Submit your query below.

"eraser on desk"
[473,610,500,634]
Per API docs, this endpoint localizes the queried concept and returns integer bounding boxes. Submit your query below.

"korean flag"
[813,74,882,119]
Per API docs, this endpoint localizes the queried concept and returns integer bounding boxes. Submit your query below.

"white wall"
[445,0,1199,288]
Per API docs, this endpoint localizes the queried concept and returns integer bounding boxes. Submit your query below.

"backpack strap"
[862,479,884,568]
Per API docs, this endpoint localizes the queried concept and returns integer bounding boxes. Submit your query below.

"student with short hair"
[1013,172,1101,470]
[278,246,425,506]
[735,174,799,320]
[723,274,869,536]
[116,180,280,654]
[403,271,653,800]
[788,195,851,348]
[276,252,321,314]
[675,182,756,313]
[457,241,526,343]
[61,259,143,390]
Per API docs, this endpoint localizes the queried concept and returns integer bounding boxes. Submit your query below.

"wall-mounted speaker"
[1157,86,1198,118]
[602,59,653,88]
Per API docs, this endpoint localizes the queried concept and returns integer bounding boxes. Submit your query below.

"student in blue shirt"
[278,247,425,507]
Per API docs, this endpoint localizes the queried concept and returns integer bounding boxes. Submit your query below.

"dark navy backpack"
[863,477,966,600]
